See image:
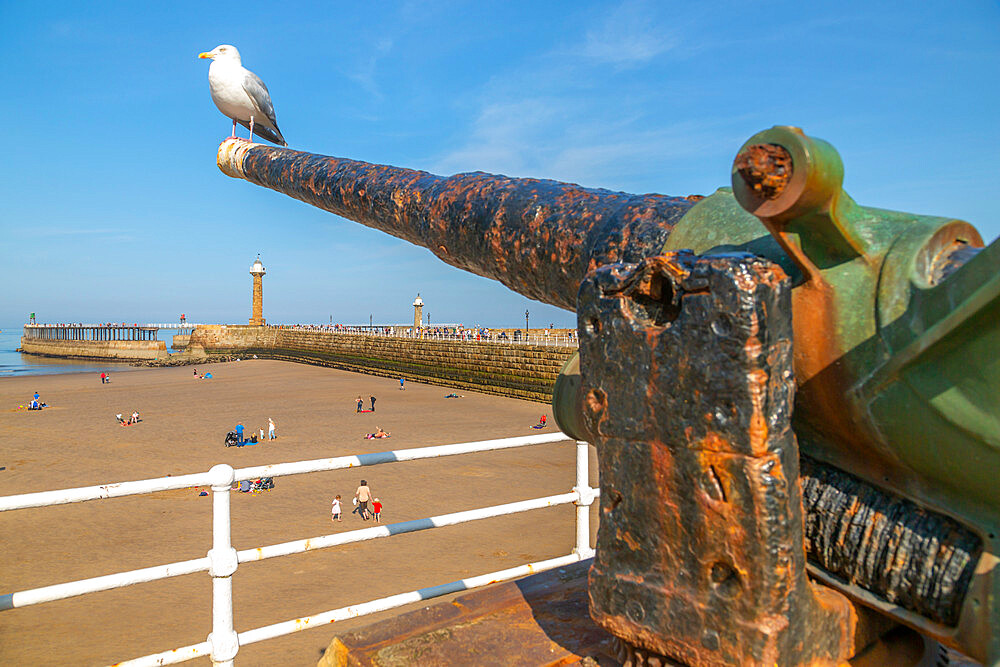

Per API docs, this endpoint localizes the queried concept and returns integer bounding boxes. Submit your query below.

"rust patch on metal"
[225,142,700,311]
[734,143,793,200]
[580,251,853,666]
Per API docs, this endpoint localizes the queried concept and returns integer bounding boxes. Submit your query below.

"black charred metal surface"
[238,145,697,310]
[800,456,982,627]
[581,251,853,666]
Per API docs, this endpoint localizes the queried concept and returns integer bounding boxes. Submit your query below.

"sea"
[0,326,179,377]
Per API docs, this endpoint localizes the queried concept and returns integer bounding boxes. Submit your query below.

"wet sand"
[0,360,598,665]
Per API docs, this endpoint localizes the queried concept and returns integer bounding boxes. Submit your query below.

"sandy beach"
[0,360,598,665]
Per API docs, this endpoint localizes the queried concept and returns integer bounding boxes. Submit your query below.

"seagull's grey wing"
[242,70,279,127]
[236,119,286,146]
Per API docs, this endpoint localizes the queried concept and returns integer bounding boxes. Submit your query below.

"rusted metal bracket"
[580,251,855,666]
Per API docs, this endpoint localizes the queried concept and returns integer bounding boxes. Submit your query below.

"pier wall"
[187,325,573,403]
[19,338,169,361]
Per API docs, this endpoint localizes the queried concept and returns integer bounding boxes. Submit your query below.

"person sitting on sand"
[130,411,140,424]
[116,413,124,423]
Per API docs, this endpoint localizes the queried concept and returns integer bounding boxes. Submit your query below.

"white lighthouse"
[412,293,424,330]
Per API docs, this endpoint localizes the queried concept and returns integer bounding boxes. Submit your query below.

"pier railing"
[0,433,596,666]
[278,324,579,348]
[22,323,206,342]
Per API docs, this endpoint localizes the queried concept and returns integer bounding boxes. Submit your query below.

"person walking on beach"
[268,417,276,440]
[355,480,372,520]
[370,395,376,412]
[331,495,342,522]
[399,377,405,390]
[372,498,383,523]
[100,372,106,384]
[356,396,364,413]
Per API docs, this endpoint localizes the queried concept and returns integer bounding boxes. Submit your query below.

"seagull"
[198,44,286,146]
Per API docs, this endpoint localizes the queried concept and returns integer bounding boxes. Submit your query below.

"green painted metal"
[662,126,999,662]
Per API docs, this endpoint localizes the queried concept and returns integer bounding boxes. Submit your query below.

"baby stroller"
[239,477,275,493]
[224,431,240,447]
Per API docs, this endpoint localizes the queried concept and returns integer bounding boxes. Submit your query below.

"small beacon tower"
[413,293,424,329]
[250,255,266,326]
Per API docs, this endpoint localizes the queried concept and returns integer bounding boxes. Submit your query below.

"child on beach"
[372,498,383,523]
[331,495,342,522]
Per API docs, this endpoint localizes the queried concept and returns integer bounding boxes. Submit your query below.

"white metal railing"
[0,433,597,666]
[276,325,579,348]
[23,323,208,329]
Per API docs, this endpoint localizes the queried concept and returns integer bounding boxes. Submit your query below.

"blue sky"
[2,1,998,328]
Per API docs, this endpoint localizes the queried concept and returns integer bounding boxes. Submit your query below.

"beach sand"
[0,360,598,665]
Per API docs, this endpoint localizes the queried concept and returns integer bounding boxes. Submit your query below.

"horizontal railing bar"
[0,472,213,512]
[233,432,571,482]
[114,553,582,666]
[24,323,211,328]
[0,557,210,612]
[1,491,585,613]
[0,434,570,512]
[236,553,583,648]
[110,640,212,667]
[238,492,578,564]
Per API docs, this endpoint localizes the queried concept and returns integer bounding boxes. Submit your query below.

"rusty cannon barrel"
[217,138,701,311]
[218,129,1000,664]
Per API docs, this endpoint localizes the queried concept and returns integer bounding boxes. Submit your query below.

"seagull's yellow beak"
[198,52,212,59]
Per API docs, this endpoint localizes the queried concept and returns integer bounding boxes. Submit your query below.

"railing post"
[207,464,239,666]
[573,441,596,558]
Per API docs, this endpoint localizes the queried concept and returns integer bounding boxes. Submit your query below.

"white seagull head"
[198,44,241,64]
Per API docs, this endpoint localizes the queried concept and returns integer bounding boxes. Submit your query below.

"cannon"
[217,126,999,665]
